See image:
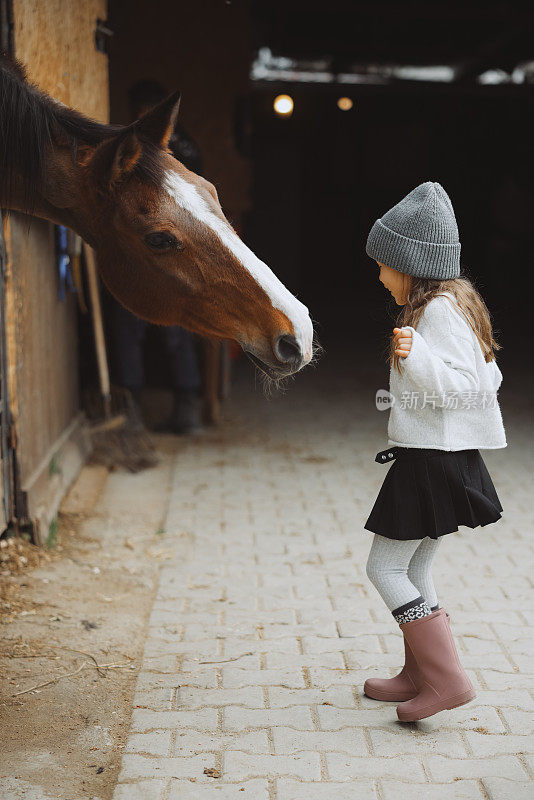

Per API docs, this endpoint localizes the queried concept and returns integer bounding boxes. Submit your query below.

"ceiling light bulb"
[337,96,353,111]
[274,94,294,116]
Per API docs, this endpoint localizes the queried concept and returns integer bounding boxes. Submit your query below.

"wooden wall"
[3,0,109,537]
[12,0,109,118]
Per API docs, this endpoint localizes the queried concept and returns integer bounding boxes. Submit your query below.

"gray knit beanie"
[366,182,460,279]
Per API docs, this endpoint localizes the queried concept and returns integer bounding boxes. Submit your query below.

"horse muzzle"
[244,333,309,378]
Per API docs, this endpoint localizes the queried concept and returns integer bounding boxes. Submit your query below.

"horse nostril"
[274,334,302,364]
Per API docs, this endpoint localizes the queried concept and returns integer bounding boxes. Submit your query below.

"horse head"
[82,95,314,377]
[0,57,314,378]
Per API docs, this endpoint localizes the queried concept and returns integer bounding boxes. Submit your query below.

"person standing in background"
[112,80,203,434]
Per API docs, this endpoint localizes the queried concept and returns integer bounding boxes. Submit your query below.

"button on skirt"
[364,448,503,541]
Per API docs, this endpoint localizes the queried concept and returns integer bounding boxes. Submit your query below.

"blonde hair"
[391,275,500,371]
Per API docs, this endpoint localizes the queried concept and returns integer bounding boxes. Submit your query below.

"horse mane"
[0,54,164,215]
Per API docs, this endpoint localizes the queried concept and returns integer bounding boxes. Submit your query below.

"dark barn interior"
[244,0,534,363]
[103,0,533,403]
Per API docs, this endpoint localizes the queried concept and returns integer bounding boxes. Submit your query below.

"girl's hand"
[393,327,413,358]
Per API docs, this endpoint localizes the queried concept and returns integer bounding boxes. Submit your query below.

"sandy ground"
[0,435,177,800]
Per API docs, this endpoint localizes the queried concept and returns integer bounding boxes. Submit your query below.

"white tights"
[366,534,443,613]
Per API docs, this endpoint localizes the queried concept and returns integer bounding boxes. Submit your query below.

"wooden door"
[0,212,14,531]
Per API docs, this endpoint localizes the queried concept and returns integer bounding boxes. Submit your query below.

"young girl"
[363,181,506,722]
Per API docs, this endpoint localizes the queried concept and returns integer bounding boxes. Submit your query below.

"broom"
[82,242,159,472]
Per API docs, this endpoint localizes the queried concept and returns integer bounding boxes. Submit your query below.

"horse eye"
[145,232,182,251]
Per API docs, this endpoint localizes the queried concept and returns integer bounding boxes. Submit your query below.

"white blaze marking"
[163,170,313,360]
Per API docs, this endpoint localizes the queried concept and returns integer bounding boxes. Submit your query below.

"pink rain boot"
[364,612,450,702]
[364,634,421,701]
[396,608,475,722]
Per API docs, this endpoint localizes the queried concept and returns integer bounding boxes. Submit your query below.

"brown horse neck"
[1,149,98,244]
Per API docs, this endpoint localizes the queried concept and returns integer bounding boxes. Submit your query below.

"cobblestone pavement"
[113,357,534,800]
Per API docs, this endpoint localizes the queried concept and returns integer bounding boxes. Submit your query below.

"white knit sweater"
[387,293,506,451]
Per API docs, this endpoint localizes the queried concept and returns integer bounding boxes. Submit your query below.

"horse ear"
[134,90,181,149]
[110,131,143,185]
[89,129,142,190]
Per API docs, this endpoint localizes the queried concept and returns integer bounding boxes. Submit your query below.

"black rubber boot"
[124,387,145,431]
[157,390,203,435]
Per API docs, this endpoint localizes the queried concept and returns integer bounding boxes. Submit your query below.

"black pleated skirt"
[364,447,503,541]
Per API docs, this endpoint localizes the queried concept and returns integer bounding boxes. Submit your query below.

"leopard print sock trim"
[392,596,432,625]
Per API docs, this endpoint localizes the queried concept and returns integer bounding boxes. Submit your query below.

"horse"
[0,55,314,378]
